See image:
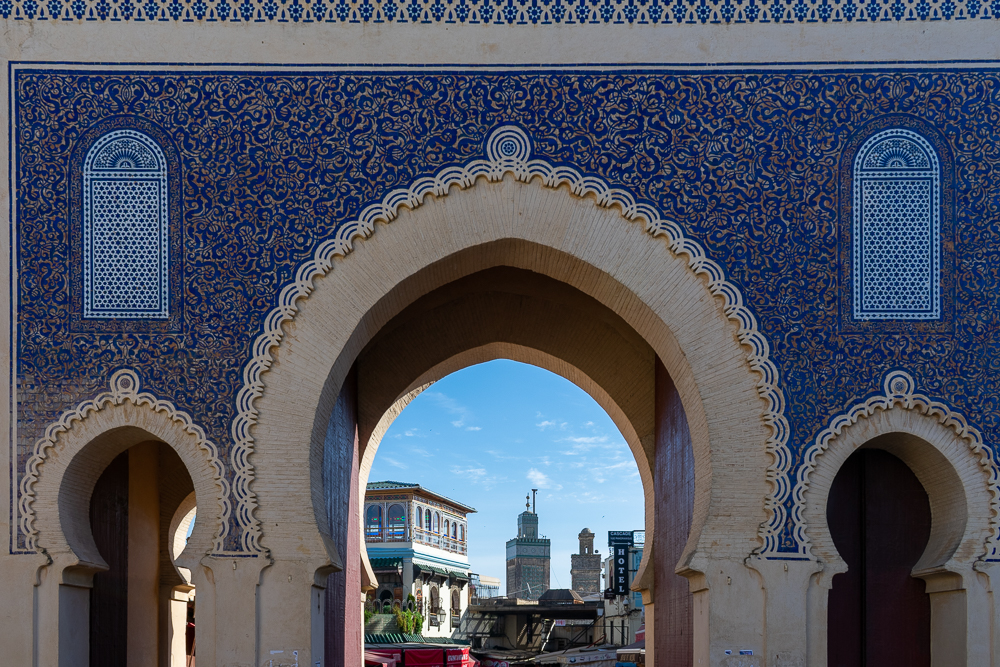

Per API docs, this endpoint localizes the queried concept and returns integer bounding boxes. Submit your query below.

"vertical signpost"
[607,531,634,596]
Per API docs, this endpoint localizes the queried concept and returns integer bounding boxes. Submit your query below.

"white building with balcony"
[364,481,476,638]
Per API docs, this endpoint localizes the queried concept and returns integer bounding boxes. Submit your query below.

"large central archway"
[247,148,774,665]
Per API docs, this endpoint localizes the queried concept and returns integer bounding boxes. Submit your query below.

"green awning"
[449,570,470,581]
[369,557,403,570]
[365,633,427,644]
[414,564,449,576]
[364,634,471,646]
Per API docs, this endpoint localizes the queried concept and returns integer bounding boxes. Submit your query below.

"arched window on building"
[425,509,432,531]
[417,506,423,529]
[365,505,383,541]
[387,503,406,541]
[83,129,170,320]
[452,523,457,539]
[433,512,440,533]
[852,128,941,321]
[444,519,450,538]
[430,586,440,614]
[451,589,461,613]
[459,524,465,542]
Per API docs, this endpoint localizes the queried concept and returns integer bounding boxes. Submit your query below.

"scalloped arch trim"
[794,369,1000,561]
[18,368,232,554]
[230,125,795,556]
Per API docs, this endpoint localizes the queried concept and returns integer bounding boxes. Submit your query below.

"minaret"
[570,528,602,594]
[505,491,551,600]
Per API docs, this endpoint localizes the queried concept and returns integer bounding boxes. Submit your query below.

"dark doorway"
[89,450,129,667]
[827,448,931,667]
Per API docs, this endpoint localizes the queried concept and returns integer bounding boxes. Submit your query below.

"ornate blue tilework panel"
[83,130,170,320]
[11,68,1000,555]
[853,129,940,321]
[3,0,1000,23]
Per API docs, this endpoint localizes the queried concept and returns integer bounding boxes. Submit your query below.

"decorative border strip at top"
[17,369,233,555]
[231,125,794,556]
[3,0,999,24]
[793,369,1000,561]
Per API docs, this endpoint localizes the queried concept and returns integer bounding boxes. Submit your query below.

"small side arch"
[23,369,232,667]
[800,370,999,665]
[800,370,998,566]
[25,369,230,565]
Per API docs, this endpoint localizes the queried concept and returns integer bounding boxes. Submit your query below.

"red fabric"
[445,647,470,666]
[403,647,445,666]
[446,648,479,667]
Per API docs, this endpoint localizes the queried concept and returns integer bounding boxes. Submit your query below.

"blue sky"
[368,359,645,591]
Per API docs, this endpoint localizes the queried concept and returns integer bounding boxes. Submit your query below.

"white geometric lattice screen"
[83,129,169,319]
[852,128,940,321]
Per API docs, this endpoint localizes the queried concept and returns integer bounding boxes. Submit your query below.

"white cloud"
[451,465,506,490]
[536,420,556,429]
[561,435,608,444]
[588,459,639,483]
[466,426,482,431]
[423,391,478,431]
[526,468,562,490]
[451,465,487,482]
[382,457,408,469]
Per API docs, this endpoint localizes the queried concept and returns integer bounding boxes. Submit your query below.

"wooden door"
[827,448,931,667]
[654,359,694,667]
[89,450,129,667]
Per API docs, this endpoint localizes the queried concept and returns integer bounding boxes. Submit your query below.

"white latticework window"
[852,128,940,321]
[83,129,169,319]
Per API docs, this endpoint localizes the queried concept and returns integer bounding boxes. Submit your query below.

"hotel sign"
[608,531,633,596]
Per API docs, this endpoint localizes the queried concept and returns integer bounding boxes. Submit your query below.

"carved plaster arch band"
[230,125,794,557]
[18,369,232,554]
[794,369,1000,561]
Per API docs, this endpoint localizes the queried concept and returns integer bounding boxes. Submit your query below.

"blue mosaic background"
[13,69,1000,553]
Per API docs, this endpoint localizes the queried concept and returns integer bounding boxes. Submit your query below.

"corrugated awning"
[365,633,427,644]
[369,557,403,570]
